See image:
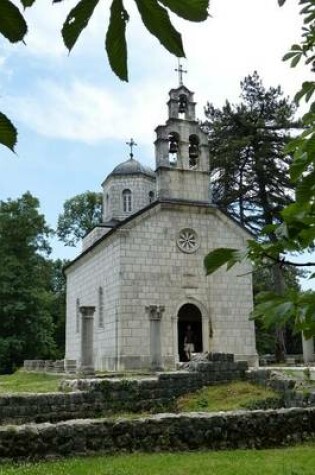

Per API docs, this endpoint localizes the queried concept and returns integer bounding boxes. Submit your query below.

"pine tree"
[204,72,300,361]
[205,71,297,234]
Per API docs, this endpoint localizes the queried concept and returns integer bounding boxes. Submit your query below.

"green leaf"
[204,248,239,275]
[291,44,303,51]
[296,170,315,202]
[0,0,27,43]
[282,51,299,61]
[20,0,36,7]
[158,0,209,22]
[105,0,129,82]
[290,152,312,182]
[278,0,287,5]
[281,202,308,223]
[62,0,100,52]
[299,226,315,247]
[290,53,302,67]
[304,11,315,24]
[295,81,315,103]
[134,0,185,58]
[0,112,17,152]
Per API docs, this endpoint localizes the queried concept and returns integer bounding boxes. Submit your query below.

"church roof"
[107,158,156,180]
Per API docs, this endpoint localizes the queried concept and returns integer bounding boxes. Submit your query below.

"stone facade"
[65,81,258,371]
[103,174,156,222]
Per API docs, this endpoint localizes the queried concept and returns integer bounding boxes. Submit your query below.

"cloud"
[8,0,108,60]
[6,78,169,145]
[4,0,310,146]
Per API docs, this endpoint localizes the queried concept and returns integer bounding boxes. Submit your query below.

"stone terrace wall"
[0,408,314,460]
[247,369,315,408]
[0,360,247,425]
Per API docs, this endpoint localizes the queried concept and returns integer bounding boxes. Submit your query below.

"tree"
[204,0,315,340]
[253,265,304,355]
[0,192,56,373]
[46,258,69,358]
[204,72,300,360]
[205,71,296,234]
[0,0,209,151]
[57,191,102,246]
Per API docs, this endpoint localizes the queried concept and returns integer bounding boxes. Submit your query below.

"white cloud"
[0,56,6,68]
[6,0,309,148]
[9,0,108,60]
[6,78,169,145]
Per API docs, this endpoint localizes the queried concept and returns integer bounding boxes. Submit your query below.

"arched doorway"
[177,303,203,361]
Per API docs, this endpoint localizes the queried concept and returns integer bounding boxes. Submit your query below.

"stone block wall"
[23,360,76,374]
[0,408,314,460]
[65,233,121,371]
[1,360,247,425]
[246,368,315,408]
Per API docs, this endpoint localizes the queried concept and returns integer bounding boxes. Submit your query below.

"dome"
[108,158,156,179]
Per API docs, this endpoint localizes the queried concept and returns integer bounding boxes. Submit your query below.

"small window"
[149,191,154,203]
[98,286,104,328]
[122,189,132,212]
[106,193,109,215]
[76,298,80,333]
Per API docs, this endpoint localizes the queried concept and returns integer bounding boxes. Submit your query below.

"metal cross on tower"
[175,60,187,86]
[126,138,137,159]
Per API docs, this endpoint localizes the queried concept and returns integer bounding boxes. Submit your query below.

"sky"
[0,0,313,287]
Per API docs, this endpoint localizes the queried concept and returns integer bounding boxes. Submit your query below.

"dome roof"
[108,158,156,179]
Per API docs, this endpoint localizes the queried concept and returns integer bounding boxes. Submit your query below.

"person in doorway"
[184,325,195,361]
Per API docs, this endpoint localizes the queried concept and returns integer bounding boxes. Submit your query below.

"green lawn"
[0,445,314,475]
[176,381,281,412]
[0,370,63,393]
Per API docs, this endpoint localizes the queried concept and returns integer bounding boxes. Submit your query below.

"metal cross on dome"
[175,60,187,87]
[126,138,137,159]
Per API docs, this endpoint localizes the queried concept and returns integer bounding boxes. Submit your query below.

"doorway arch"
[177,303,203,361]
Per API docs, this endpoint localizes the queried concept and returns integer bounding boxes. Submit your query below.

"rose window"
[177,228,199,253]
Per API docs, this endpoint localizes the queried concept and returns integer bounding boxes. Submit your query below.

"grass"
[0,445,315,474]
[175,381,281,412]
[0,372,281,414]
[0,370,64,393]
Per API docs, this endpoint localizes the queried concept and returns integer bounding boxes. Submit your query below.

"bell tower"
[155,66,210,203]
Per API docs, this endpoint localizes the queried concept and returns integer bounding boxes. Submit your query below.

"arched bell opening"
[168,132,180,166]
[178,94,188,119]
[177,303,203,362]
[189,135,199,168]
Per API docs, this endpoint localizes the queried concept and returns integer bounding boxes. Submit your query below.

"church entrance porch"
[177,303,203,362]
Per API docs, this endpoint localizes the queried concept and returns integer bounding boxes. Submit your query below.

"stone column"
[202,316,210,353]
[302,333,315,363]
[171,315,179,365]
[146,305,165,370]
[80,306,96,375]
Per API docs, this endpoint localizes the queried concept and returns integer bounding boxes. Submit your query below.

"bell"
[169,139,178,154]
[189,144,199,159]
[178,96,187,113]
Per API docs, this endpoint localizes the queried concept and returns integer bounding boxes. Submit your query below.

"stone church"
[64,80,258,372]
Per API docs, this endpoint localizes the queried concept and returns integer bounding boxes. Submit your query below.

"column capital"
[80,306,96,318]
[146,305,165,321]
